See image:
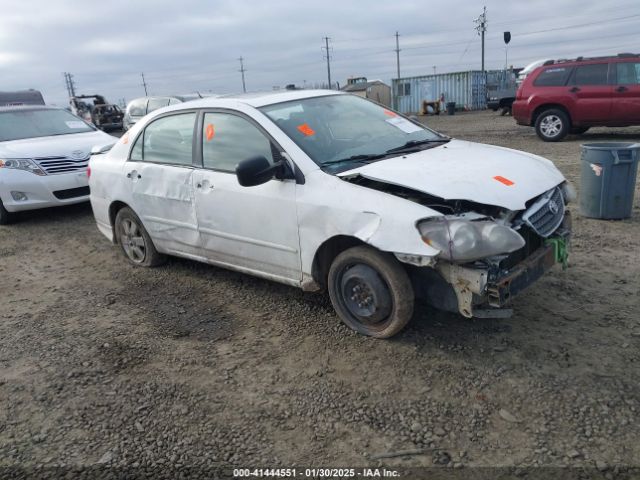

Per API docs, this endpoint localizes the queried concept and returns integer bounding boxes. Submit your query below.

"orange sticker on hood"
[494,175,515,186]
[205,123,215,141]
[297,123,315,136]
[383,109,397,117]
[121,132,129,144]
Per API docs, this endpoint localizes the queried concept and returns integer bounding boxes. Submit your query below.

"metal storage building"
[392,70,506,114]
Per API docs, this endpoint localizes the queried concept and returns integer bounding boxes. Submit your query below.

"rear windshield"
[0,109,95,142]
[533,67,572,87]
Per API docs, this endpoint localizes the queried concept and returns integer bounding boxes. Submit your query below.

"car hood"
[0,131,116,159]
[337,139,565,211]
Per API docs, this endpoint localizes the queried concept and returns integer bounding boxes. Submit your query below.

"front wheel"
[535,109,569,142]
[328,246,414,338]
[0,199,14,225]
[114,207,165,267]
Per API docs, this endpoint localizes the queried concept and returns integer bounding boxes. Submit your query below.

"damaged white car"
[89,90,572,338]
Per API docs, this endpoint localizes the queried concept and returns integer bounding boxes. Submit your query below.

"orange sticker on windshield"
[205,123,215,141]
[121,132,129,144]
[297,123,315,136]
[383,109,397,117]
[494,175,515,186]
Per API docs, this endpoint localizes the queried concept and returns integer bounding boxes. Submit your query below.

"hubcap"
[340,264,392,324]
[540,115,562,137]
[120,218,146,263]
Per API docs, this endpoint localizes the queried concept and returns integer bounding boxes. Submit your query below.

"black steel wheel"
[114,207,165,267]
[328,246,414,339]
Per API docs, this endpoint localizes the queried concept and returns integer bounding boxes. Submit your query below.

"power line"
[321,37,332,89]
[238,56,247,93]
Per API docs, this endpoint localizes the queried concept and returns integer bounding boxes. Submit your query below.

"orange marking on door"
[297,123,315,136]
[205,123,215,141]
[494,175,515,186]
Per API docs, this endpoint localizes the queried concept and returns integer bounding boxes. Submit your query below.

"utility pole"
[238,56,247,93]
[141,72,148,96]
[394,31,401,80]
[322,37,332,89]
[63,72,76,97]
[474,6,487,74]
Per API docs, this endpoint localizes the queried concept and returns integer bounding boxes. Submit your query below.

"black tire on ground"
[570,126,590,135]
[114,206,165,267]
[0,199,14,225]
[327,246,414,339]
[535,109,570,142]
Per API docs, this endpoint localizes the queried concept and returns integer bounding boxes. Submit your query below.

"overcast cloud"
[1,0,639,105]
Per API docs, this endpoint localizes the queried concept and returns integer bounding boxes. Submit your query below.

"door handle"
[569,86,580,93]
[616,86,628,93]
[126,171,141,179]
[196,180,214,189]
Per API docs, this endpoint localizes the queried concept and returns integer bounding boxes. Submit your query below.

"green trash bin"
[580,142,640,219]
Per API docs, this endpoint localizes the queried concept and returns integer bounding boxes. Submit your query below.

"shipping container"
[392,70,506,114]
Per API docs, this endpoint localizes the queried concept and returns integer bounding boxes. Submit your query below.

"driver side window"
[202,113,274,172]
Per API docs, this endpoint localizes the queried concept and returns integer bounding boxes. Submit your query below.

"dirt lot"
[1,111,639,479]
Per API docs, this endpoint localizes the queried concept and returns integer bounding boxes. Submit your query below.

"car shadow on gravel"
[7,202,93,225]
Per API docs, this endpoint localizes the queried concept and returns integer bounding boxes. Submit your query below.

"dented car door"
[126,112,201,256]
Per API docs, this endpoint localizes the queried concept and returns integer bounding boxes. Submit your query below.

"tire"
[327,246,414,339]
[570,126,590,135]
[114,207,165,267]
[0,199,14,225]
[535,109,570,142]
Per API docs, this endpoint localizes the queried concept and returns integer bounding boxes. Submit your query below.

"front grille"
[522,187,564,237]
[35,156,89,175]
[53,186,90,200]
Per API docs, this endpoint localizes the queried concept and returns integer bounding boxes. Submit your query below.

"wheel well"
[311,235,367,288]
[532,104,572,126]
[108,201,129,237]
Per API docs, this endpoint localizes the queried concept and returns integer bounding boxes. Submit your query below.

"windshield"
[0,109,95,142]
[259,94,445,169]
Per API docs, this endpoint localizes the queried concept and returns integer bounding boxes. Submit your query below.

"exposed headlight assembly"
[0,158,46,176]
[418,218,525,262]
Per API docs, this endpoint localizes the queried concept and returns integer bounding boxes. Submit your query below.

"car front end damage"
[409,184,573,318]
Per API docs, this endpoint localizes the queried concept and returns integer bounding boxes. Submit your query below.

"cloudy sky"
[1,0,639,106]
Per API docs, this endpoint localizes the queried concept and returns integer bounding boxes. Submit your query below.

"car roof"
[182,89,345,109]
[0,105,60,112]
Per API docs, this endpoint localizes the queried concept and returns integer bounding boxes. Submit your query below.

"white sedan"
[0,106,116,224]
[89,90,572,338]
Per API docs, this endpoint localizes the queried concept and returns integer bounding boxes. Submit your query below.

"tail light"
[87,166,91,178]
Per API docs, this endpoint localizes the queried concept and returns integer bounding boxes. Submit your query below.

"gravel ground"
[1,112,639,479]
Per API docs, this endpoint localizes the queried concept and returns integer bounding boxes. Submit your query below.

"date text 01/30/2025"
[233,468,400,478]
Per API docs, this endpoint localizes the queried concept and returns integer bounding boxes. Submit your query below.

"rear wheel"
[0,199,14,225]
[328,246,414,339]
[535,109,570,142]
[114,207,165,267]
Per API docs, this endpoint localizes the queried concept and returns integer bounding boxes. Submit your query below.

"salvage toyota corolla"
[89,90,572,338]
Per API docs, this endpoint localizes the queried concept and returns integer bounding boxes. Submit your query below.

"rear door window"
[572,64,609,86]
[130,113,196,166]
[616,62,640,85]
[533,67,572,86]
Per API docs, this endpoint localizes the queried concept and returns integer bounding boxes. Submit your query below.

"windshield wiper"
[385,138,449,154]
[322,153,389,167]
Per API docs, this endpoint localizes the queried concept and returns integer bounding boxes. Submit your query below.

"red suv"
[512,53,640,141]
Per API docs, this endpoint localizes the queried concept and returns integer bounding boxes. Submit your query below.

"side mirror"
[91,143,115,155]
[236,156,283,187]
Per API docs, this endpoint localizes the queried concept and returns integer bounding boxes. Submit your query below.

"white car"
[0,106,116,224]
[89,90,572,338]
